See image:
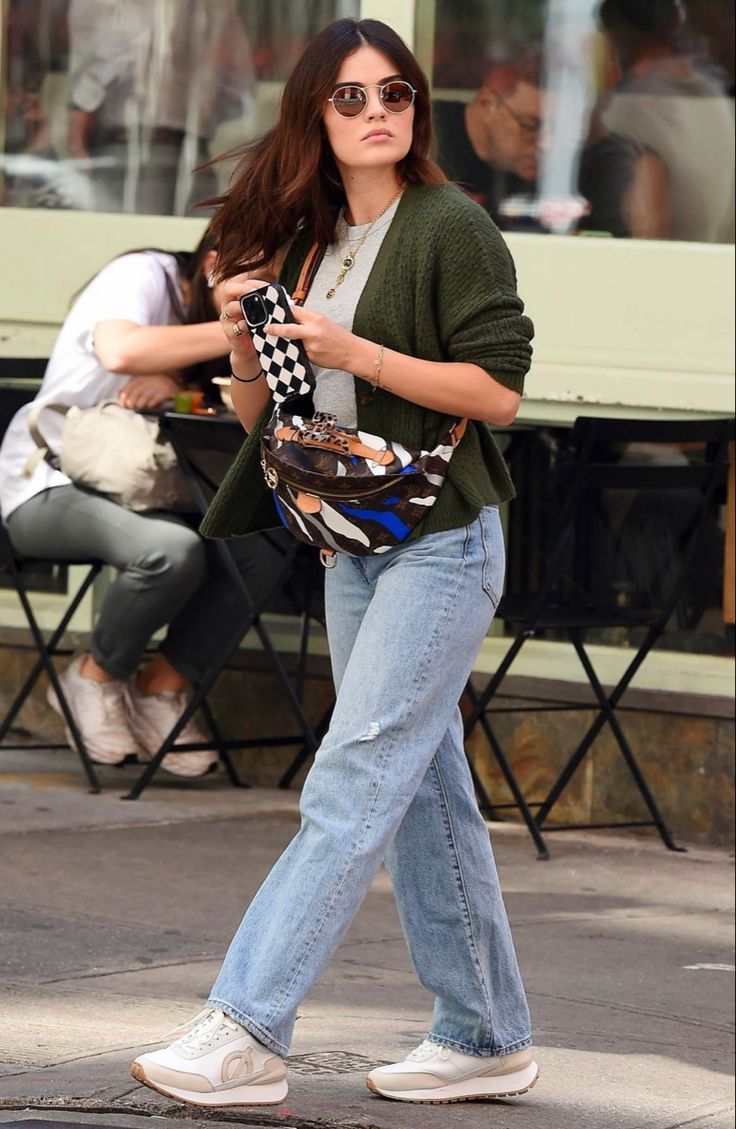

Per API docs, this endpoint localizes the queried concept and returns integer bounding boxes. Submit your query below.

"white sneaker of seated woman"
[366,1039,539,1103]
[47,654,143,765]
[130,1007,287,1107]
[124,682,219,778]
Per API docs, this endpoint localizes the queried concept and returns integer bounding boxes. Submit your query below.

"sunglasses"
[328,80,417,119]
[495,93,542,136]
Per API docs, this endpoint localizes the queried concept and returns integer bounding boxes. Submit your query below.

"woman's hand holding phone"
[221,273,357,375]
[263,303,357,373]
[218,275,271,371]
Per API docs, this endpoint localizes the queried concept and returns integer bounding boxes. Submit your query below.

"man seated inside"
[432,50,543,230]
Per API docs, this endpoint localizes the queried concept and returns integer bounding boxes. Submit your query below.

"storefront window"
[1,0,359,215]
[430,0,735,242]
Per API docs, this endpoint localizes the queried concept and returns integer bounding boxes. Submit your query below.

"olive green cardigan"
[200,183,533,541]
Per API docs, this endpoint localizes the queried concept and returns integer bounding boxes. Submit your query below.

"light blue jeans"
[209,507,532,1058]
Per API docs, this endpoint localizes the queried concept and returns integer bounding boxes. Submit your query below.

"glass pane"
[1,0,359,216]
[429,0,735,242]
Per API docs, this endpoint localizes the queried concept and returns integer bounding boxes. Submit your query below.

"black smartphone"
[239,282,315,404]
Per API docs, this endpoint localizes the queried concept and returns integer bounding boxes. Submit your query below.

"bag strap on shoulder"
[23,401,74,475]
[291,242,324,307]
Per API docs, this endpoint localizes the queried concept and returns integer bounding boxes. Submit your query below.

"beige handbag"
[25,399,195,512]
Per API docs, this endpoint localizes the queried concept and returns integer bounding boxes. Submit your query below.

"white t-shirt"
[602,61,735,243]
[304,196,401,427]
[0,251,182,520]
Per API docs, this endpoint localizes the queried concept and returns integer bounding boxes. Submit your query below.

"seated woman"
[0,232,273,776]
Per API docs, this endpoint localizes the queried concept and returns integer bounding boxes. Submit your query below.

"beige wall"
[0,208,733,423]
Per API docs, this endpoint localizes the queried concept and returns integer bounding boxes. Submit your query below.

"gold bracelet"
[370,344,385,390]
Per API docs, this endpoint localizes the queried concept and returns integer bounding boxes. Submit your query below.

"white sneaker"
[47,654,143,766]
[123,682,219,778]
[366,1039,539,1104]
[130,1007,288,1107]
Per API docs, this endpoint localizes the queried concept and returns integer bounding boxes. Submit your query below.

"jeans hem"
[427,1031,533,1057]
[158,639,202,686]
[89,642,137,683]
[208,997,288,1058]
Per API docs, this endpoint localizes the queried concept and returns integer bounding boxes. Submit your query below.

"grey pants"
[7,485,294,683]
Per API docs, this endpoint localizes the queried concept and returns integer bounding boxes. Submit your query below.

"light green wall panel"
[506,233,735,422]
[0,209,207,353]
[1,208,732,423]
[359,0,415,45]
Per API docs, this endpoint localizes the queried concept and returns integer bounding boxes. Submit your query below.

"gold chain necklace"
[325,185,404,300]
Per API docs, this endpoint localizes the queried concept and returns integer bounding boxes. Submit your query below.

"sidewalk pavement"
[0,747,734,1129]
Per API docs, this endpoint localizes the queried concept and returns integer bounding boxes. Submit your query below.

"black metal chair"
[0,380,330,795]
[464,415,734,859]
[0,361,105,791]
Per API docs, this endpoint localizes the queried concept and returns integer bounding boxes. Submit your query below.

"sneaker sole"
[366,1061,539,1104]
[130,1062,288,1107]
[161,758,219,779]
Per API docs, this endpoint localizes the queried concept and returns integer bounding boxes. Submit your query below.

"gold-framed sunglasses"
[328,81,417,118]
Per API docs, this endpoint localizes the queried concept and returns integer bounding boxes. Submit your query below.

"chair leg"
[536,633,684,852]
[463,677,549,858]
[278,698,334,789]
[0,556,102,792]
[0,559,100,741]
[462,632,528,740]
[471,705,549,860]
[198,696,250,789]
[123,544,322,799]
[122,626,248,800]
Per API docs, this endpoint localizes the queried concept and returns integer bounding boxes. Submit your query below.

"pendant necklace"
[325,185,404,300]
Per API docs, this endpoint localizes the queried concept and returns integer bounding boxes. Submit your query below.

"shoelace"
[407,1039,447,1062]
[162,1007,242,1052]
[142,691,205,743]
[100,684,130,727]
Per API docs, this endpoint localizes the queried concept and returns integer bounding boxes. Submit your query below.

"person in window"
[432,51,543,230]
[0,232,283,776]
[66,0,255,215]
[579,0,735,241]
[130,16,537,1110]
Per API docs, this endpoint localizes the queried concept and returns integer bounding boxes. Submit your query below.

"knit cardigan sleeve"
[426,189,533,391]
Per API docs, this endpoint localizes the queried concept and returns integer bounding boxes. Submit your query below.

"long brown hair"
[209,18,446,279]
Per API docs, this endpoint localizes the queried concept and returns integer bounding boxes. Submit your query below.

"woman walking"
[131,17,537,1106]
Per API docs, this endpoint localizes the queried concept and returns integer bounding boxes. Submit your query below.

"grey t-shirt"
[303,197,401,427]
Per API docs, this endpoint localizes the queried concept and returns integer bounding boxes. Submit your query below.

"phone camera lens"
[241,293,268,327]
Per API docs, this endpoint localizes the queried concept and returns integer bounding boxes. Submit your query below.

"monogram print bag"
[257,244,467,566]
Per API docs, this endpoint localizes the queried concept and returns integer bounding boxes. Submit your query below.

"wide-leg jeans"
[209,506,533,1058]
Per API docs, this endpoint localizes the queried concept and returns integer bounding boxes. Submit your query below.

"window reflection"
[430,0,735,242]
[433,49,544,229]
[1,0,359,216]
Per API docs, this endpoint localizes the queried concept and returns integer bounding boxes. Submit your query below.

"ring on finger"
[232,321,245,337]
[220,309,232,322]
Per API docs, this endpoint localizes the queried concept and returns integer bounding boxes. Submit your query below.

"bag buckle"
[319,549,337,569]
